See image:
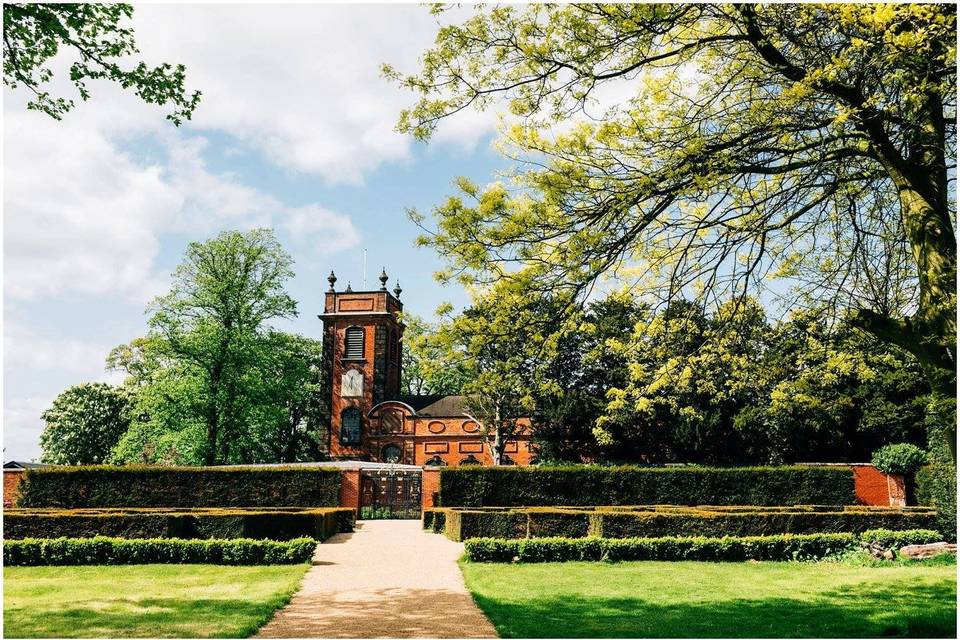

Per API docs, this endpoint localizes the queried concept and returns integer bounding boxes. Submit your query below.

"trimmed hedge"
[917,464,957,542]
[437,506,937,541]
[4,507,354,541]
[464,533,857,563]
[4,536,316,566]
[15,465,341,508]
[422,508,446,533]
[438,466,856,507]
[860,529,943,548]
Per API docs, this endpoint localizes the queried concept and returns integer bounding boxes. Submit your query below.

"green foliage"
[400,313,471,396]
[438,466,855,507]
[39,383,133,465]
[464,533,858,563]
[3,4,200,123]
[439,506,936,542]
[106,230,327,466]
[916,394,957,540]
[859,529,943,548]
[390,4,957,401]
[4,507,353,541]
[4,536,316,566]
[871,444,928,475]
[16,466,341,509]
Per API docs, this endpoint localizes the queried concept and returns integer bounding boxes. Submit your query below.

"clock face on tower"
[342,369,363,397]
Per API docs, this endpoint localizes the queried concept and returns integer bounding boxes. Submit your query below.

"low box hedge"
[859,528,944,548]
[464,533,857,563]
[4,507,354,541]
[438,466,856,507]
[4,536,317,566]
[15,465,342,508]
[422,508,447,533]
[433,506,937,541]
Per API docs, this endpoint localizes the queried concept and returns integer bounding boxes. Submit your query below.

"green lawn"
[3,564,310,638]
[461,559,957,638]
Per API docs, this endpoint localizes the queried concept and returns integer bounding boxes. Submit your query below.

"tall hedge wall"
[16,466,341,508]
[437,466,856,507]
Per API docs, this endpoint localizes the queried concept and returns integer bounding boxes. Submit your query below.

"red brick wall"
[4,469,24,507]
[852,465,906,506]
[339,469,361,515]
[422,467,440,509]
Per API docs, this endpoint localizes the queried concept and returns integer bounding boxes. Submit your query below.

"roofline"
[366,399,477,420]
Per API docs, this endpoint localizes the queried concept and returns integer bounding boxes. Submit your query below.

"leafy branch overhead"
[387,4,956,404]
[3,3,201,124]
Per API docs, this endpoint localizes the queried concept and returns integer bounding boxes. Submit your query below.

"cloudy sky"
[3,4,511,460]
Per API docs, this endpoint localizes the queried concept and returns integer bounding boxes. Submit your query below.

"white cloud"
[3,395,53,462]
[129,4,495,183]
[3,109,361,302]
[4,322,114,376]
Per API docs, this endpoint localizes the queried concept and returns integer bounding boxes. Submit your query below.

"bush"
[422,508,447,533]
[464,533,857,563]
[4,507,354,541]
[4,536,317,566]
[16,465,341,508]
[871,444,928,475]
[916,464,957,541]
[435,506,935,541]
[438,466,855,507]
[860,529,943,548]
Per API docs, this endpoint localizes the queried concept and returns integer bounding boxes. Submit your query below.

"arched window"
[425,454,446,466]
[344,327,364,360]
[459,454,481,466]
[382,444,402,463]
[340,407,361,445]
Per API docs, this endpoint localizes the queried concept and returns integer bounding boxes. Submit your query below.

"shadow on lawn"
[4,597,288,639]
[471,579,958,639]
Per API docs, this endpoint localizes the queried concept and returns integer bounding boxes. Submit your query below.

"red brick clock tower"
[319,268,404,459]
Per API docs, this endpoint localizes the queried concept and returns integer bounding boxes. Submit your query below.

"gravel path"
[256,520,497,638]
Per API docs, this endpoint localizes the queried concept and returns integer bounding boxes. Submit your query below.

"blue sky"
[4,4,512,460]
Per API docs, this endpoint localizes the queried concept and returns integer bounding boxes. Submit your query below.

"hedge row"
[916,464,957,542]
[437,466,856,507]
[4,536,317,566]
[436,506,937,541]
[16,466,342,508]
[4,507,354,541]
[859,529,943,548]
[464,533,857,563]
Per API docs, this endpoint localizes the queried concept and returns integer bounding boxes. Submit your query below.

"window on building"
[425,454,445,466]
[344,327,364,359]
[460,454,481,465]
[382,444,402,463]
[340,407,361,446]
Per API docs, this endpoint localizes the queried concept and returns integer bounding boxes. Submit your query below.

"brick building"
[319,269,535,466]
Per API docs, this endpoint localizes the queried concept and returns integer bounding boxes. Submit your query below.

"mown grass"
[461,557,957,638]
[3,564,310,638]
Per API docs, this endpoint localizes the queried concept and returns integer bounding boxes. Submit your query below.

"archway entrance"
[359,468,422,519]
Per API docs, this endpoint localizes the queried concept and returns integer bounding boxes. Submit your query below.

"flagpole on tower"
[362,249,367,288]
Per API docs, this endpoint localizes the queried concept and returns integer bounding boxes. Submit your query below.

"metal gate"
[359,469,422,519]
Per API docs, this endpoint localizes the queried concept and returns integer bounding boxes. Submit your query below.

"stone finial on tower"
[393,281,402,298]
[345,281,353,293]
[379,267,389,290]
[327,270,337,292]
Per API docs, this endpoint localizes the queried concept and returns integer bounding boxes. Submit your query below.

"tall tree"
[39,383,133,465]
[146,229,296,465]
[4,3,200,123]
[400,313,471,396]
[388,4,957,454]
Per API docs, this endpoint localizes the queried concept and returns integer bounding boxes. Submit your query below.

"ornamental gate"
[359,468,422,519]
